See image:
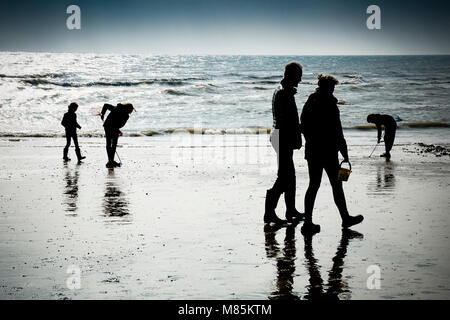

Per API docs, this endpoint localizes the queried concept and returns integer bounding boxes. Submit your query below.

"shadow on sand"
[264,224,363,300]
[103,170,131,221]
[367,160,396,197]
[63,163,80,215]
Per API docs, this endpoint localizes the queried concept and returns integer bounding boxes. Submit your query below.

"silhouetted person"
[265,62,304,224]
[264,224,300,300]
[303,229,363,300]
[100,103,134,168]
[61,102,85,162]
[300,74,363,235]
[367,114,397,159]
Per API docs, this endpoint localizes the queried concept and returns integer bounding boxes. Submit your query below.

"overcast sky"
[1,0,449,54]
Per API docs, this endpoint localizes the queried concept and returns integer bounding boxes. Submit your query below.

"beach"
[1,130,449,299]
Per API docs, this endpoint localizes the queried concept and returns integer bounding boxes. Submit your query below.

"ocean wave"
[19,77,207,88]
[227,73,281,80]
[430,79,450,84]
[343,74,363,79]
[0,72,69,79]
[143,127,272,135]
[348,83,384,90]
[246,75,281,80]
[163,84,218,95]
[2,122,448,138]
[339,74,364,85]
[401,122,450,128]
[344,122,450,130]
[232,80,279,85]
[337,99,351,105]
[163,88,191,96]
[192,83,219,93]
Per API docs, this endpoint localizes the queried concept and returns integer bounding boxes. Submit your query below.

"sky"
[0,0,449,54]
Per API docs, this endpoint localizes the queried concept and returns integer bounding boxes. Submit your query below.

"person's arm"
[300,96,312,139]
[61,114,67,128]
[337,117,349,161]
[273,90,286,128]
[376,123,382,143]
[340,140,349,162]
[75,114,81,129]
[101,103,114,121]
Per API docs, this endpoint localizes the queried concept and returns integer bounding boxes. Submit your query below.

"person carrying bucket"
[367,114,397,159]
[300,74,363,235]
[100,103,135,168]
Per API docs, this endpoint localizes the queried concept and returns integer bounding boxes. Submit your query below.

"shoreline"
[0,123,449,138]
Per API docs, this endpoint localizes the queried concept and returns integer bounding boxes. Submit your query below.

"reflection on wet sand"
[303,229,363,300]
[63,163,79,215]
[265,224,300,300]
[367,161,396,196]
[264,225,363,300]
[103,170,130,222]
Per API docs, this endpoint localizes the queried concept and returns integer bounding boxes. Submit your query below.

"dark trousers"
[384,127,396,153]
[64,130,79,151]
[270,137,296,211]
[304,156,349,221]
[105,129,119,162]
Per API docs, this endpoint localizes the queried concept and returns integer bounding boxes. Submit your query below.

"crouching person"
[100,103,135,168]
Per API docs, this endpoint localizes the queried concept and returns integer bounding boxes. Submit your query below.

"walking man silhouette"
[264,62,304,224]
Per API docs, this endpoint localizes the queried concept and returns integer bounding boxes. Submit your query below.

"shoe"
[63,148,70,161]
[112,161,121,167]
[264,211,287,225]
[75,148,86,162]
[264,223,284,233]
[380,152,391,159]
[301,221,321,235]
[285,209,305,223]
[264,189,286,225]
[106,161,115,169]
[342,214,364,229]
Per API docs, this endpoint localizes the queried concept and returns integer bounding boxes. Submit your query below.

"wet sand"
[0,131,449,299]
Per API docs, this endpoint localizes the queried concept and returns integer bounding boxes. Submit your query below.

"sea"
[0,53,449,137]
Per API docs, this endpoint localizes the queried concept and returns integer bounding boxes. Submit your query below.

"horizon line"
[1,50,449,56]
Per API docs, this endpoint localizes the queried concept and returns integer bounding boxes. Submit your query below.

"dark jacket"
[272,79,302,149]
[300,88,348,160]
[101,104,130,132]
[370,114,397,142]
[61,111,81,132]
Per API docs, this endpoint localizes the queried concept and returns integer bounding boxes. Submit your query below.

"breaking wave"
[17,77,208,88]
[1,122,448,138]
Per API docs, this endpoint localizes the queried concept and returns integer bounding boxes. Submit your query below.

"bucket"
[337,161,352,181]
